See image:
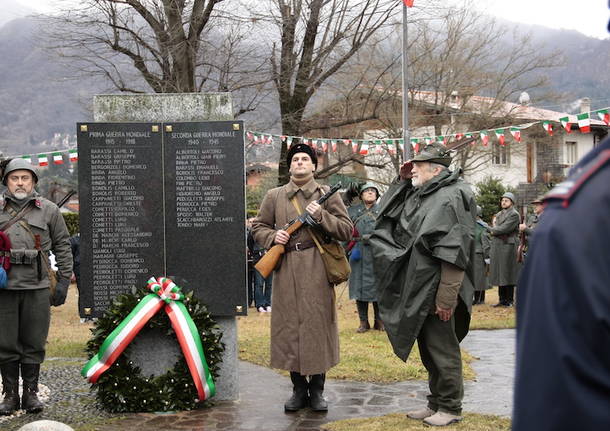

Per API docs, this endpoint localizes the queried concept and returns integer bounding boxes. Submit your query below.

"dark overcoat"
[513,137,610,430]
[474,220,491,291]
[251,179,352,375]
[489,207,520,286]
[370,169,476,361]
[347,202,379,302]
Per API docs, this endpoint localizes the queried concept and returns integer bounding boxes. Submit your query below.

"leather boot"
[0,361,20,415]
[284,372,309,412]
[308,373,328,411]
[20,364,43,413]
[373,319,385,331]
[356,320,370,333]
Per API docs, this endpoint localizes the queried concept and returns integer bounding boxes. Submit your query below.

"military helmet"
[411,142,452,167]
[531,195,544,205]
[2,158,39,185]
[359,182,379,198]
[501,192,516,203]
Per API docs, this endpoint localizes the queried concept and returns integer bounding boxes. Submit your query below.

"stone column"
[93,93,239,401]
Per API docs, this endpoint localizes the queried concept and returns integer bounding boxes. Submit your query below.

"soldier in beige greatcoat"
[252,143,352,413]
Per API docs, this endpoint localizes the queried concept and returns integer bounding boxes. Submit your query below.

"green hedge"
[63,212,79,236]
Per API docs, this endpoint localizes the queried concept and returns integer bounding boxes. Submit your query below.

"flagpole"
[402,2,413,161]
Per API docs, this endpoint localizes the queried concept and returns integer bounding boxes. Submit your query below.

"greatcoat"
[474,220,491,292]
[252,179,352,375]
[489,207,520,286]
[347,202,379,302]
[370,169,476,361]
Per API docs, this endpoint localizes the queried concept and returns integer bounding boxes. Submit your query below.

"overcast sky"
[16,0,610,39]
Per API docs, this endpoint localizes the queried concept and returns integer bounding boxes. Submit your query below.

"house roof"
[412,90,606,125]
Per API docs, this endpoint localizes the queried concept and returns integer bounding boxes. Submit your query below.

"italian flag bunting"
[411,138,420,153]
[465,133,475,146]
[480,130,489,147]
[424,137,432,145]
[69,150,79,162]
[331,140,338,152]
[542,121,553,136]
[21,155,32,164]
[38,154,49,167]
[352,141,359,153]
[596,109,610,125]
[510,127,521,142]
[53,152,64,165]
[495,129,506,146]
[359,142,369,155]
[577,113,591,133]
[455,133,464,141]
[559,117,572,133]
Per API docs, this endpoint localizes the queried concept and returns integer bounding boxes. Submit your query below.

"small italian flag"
[510,127,521,142]
[411,138,420,153]
[577,113,591,133]
[596,109,610,125]
[542,121,553,136]
[69,149,78,162]
[21,155,32,164]
[455,133,464,141]
[495,129,505,146]
[352,141,360,153]
[480,130,489,147]
[359,142,369,155]
[559,117,572,133]
[424,137,432,145]
[331,140,338,152]
[465,133,475,145]
[38,154,49,167]
[53,152,64,165]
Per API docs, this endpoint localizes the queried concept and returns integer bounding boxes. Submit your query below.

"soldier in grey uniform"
[518,195,544,239]
[473,206,491,304]
[0,159,72,415]
[488,192,520,307]
[347,182,382,333]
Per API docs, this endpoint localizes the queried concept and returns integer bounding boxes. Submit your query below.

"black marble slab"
[77,121,246,317]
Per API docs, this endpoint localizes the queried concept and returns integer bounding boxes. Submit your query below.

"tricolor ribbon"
[81,277,216,401]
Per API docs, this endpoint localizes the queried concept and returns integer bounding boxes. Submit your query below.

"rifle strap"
[0,201,35,232]
[290,197,326,255]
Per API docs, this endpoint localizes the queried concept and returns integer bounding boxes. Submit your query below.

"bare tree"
[244,0,403,185]
[304,1,564,181]
[42,0,271,116]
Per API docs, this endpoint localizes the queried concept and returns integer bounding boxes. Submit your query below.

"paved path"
[1,329,515,431]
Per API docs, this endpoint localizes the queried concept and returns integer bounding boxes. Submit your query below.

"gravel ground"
[0,359,122,431]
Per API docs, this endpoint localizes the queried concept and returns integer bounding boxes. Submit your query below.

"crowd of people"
[245,139,573,427]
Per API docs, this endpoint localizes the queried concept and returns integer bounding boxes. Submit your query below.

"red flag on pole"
[403,0,414,7]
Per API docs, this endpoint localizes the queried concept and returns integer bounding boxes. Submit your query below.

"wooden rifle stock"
[254,219,304,278]
[253,182,342,278]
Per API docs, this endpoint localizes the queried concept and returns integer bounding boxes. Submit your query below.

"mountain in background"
[0,6,609,157]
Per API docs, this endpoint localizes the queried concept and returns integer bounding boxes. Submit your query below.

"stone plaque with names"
[77,121,246,317]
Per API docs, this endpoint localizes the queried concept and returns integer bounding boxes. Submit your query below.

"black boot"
[284,372,309,412]
[20,364,43,413]
[356,320,370,333]
[0,361,20,415]
[309,373,328,412]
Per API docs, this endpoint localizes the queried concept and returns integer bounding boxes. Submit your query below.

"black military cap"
[287,143,318,168]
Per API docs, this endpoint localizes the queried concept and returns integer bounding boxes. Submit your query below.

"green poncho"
[370,169,476,361]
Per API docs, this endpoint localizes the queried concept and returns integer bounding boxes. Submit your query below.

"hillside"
[0,11,609,158]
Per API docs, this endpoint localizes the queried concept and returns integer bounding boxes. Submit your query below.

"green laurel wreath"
[84,288,225,413]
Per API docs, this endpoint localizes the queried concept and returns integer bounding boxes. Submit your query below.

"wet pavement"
[1,329,515,431]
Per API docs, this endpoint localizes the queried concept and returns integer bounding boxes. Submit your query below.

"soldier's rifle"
[254,183,342,278]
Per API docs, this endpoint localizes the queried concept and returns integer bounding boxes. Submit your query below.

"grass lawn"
[238,284,514,382]
[321,412,511,431]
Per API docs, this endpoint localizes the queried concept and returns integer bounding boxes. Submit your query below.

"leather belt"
[285,239,316,253]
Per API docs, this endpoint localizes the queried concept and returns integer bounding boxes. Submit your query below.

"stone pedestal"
[92,93,240,401]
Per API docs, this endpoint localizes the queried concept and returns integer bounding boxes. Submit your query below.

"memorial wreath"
[82,277,225,413]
